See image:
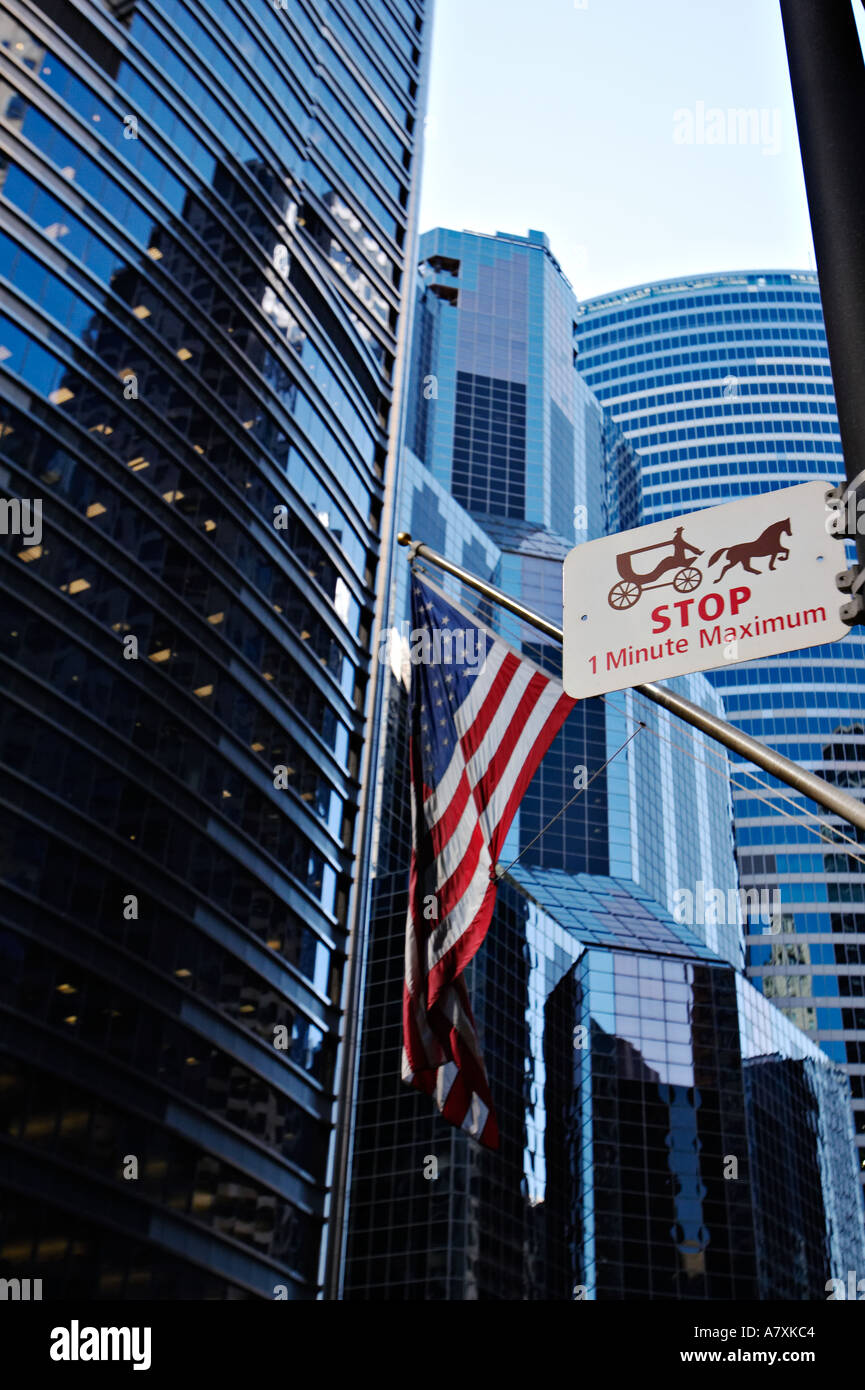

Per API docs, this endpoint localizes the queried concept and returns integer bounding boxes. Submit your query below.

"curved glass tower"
[576,270,865,1189]
[0,0,430,1297]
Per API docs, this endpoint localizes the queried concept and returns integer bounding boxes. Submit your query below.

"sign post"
[562,481,848,700]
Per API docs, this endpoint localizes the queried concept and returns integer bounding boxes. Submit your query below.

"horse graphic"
[709,518,791,581]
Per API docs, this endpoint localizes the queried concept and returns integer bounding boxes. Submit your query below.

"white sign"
[563,481,849,699]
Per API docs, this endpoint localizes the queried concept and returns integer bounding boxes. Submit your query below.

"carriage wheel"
[673,566,701,594]
[608,580,641,609]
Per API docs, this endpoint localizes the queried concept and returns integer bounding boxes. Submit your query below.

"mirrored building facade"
[576,271,865,1190]
[0,0,431,1298]
[347,862,864,1299]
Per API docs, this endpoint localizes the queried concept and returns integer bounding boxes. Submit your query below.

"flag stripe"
[402,575,576,1151]
[474,670,549,822]
[426,876,497,1008]
[489,692,576,863]
[457,650,523,763]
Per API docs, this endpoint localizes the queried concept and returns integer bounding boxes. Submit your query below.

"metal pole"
[322,12,437,1298]
[780,0,865,596]
[397,532,865,833]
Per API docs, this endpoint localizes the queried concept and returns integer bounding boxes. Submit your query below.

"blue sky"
[418,0,865,300]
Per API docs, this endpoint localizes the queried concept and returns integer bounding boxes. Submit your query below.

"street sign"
[562,481,849,699]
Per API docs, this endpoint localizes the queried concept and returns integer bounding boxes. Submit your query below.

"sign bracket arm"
[396,531,865,834]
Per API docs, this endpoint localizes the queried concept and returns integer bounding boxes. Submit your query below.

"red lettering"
[698,592,724,621]
[730,586,750,615]
[673,599,694,626]
[675,638,688,653]
[652,604,671,634]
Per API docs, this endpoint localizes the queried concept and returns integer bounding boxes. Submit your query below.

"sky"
[417,0,865,301]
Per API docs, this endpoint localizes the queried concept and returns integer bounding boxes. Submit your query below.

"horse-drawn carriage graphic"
[607,526,703,610]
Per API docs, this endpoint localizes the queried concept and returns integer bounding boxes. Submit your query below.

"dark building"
[347,865,865,1299]
[0,0,431,1298]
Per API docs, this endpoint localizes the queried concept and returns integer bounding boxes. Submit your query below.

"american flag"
[402,574,576,1148]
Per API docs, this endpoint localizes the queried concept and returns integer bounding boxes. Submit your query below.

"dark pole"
[780,0,865,611]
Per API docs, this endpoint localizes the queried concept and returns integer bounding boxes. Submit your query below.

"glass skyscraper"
[0,0,431,1298]
[402,230,740,943]
[340,233,865,1300]
[576,270,865,1191]
[524,867,863,1302]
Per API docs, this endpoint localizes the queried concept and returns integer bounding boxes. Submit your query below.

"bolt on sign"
[562,481,850,699]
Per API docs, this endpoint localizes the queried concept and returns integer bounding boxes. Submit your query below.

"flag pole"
[397,532,865,834]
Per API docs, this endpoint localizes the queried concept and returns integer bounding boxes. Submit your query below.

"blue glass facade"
[576,270,865,1190]
[340,232,862,1301]
[0,0,431,1297]
[411,227,604,542]
[604,673,743,970]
